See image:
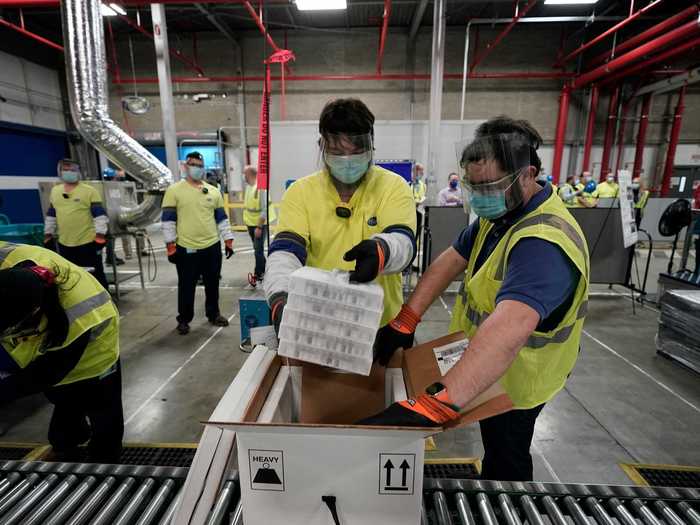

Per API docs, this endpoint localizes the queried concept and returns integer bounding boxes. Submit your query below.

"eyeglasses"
[0,306,42,340]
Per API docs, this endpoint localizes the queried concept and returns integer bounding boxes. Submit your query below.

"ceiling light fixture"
[295,0,347,11]
[100,3,117,16]
[544,0,599,4]
[109,3,126,15]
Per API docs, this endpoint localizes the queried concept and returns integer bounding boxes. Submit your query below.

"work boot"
[177,322,190,335]
[208,315,229,327]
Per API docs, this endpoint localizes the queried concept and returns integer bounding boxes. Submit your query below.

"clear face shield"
[319,132,373,185]
[57,159,81,183]
[457,133,535,220]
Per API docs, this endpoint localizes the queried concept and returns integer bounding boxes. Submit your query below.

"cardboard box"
[206,334,513,525]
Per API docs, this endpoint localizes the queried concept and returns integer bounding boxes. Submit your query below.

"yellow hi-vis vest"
[448,192,590,409]
[243,183,276,227]
[0,242,119,386]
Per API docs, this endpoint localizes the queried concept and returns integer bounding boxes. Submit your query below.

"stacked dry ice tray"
[657,289,700,373]
[278,267,384,375]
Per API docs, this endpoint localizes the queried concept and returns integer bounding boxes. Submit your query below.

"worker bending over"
[264,98,416,331]
[162,151,235,335]
[44,159,109,289]
[0,242,123,463]
[362,117,590,482]
[243,165,274,287]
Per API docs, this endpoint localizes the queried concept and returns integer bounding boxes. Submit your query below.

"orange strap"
[225,239,234,249]
[271,299,285,321]
[389,304,421,335]
[398,393,459,424]
[166,243,177,256]
[376,241,386,274]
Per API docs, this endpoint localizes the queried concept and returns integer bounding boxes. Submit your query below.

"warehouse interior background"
[0,0,699,523]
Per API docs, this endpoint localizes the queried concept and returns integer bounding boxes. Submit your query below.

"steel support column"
[551,84,571,184]
[600,87,620,181]
[582,85,599,174]
[426,0,446,203]
[151,4,179,181]
[660,86,686,196]
[632,94,652,180]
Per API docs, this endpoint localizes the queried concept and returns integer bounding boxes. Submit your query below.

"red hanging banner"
[256,63,271,191]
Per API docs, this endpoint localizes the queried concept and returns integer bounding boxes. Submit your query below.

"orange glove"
[94,233,107,250]
[166,242,177,264]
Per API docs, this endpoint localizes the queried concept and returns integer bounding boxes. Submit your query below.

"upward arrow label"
[379,454,416,496]
[384,459,394,486]
[400,459,411,486]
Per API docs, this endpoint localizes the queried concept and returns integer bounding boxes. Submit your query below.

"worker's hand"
[356,387,459,427]
[254,226,263,239]
[94,234,107,250]
[43,234,54,250]
[270,293,287,336]
[225,239,234,259]
[343,238,388,283]
[166,242,177,264]
[374,304,420,366]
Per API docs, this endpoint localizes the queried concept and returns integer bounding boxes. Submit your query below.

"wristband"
[389,304,421,334]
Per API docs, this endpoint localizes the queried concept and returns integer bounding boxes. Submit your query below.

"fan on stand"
[658,199,692,276]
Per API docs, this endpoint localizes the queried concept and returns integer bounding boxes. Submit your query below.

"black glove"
[224,240,234,260]
[374,304,421,366]
[270,293,287,336]
[357,387,459,427]
[343,238,389,283]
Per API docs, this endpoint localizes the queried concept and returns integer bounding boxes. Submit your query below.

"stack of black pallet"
[657,290,700,373]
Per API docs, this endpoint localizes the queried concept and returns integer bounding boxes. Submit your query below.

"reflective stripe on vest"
[0,242,17,264]
[65,291,111,323]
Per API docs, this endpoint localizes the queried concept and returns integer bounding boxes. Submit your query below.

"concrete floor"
[1,229,698,486]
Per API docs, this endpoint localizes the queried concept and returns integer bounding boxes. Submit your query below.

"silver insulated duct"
[60,0,172,226]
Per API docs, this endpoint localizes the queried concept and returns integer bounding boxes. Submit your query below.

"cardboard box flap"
[205,421,437,439]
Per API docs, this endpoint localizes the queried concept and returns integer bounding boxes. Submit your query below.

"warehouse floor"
[1,229,698,486]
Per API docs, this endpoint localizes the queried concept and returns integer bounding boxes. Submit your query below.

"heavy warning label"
[249,449,285,492]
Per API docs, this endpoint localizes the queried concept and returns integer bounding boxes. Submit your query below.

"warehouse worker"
[44,159,109,290]
[0,242,123,463]
[558,175,579,207]
[243,165,275,287]
[412,163,427,206]
[264,98,416,332]
[438,173,464,207]
[632,176,650,226]
[578,174,598,208]
[360,117,589,482]
[594,174,619,198]
[162,151,235,335]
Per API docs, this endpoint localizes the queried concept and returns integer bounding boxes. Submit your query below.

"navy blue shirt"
[453,183,580,332]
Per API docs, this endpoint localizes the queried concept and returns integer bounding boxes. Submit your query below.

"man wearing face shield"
[263,98,416,333]
[44,159,109,290]
[361,117,589,482]
[161,151,235,335]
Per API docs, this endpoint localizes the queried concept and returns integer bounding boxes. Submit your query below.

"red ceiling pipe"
[598,37,700,87]
[0,0,292,5]
[469,0,538,72]
[613,98,633,176]
[555,0,664,68]
[0,17,63,51]
[572,19,700,89]
[660,86,687,197]
[112,71,576,84]
[376,0,392,75]
[582,85,599,174]
[632,94,652,180]
[551,84,571,184]
[588,4,699,68]
[599,86,620,181]
[243,0,281,52]
[117,13,205,76]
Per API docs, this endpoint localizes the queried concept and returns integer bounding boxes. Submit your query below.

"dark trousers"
[44,360,124,464]
[58,242,108,290]
[247,226,267,277]
[175,241,222,324]
[479,404,545,481]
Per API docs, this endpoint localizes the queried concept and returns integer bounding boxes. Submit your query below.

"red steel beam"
[572,19,700,89]
[582,85,599,174]
[117,13,205,76]
[660,86,686,196]
[588,4,699,68]
[555,0,664,68]
[599,36,700,87]
[243,0,280,52]
[600,86,620,181]
[113,71,576,84]
[376,0,391,75]
[0,0,291,5]
[0,17,63,51]
[551,84,571,183]
[632,93,652,180]
[469,0,538,72]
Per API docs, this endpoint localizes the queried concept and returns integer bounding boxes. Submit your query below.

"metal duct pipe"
[60,0,172,227]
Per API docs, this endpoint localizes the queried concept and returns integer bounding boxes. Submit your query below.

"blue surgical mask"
[449,179,459,189]
[188,166,204,181]
[325,152,372,185]
[469,191,508,220]
[61,171,79,183]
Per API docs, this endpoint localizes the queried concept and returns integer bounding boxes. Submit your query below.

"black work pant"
[479,403,545,481]
[175,241,222,324]
[58,242,108,291]
[247,225,267,278]
[44,360,124,464]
